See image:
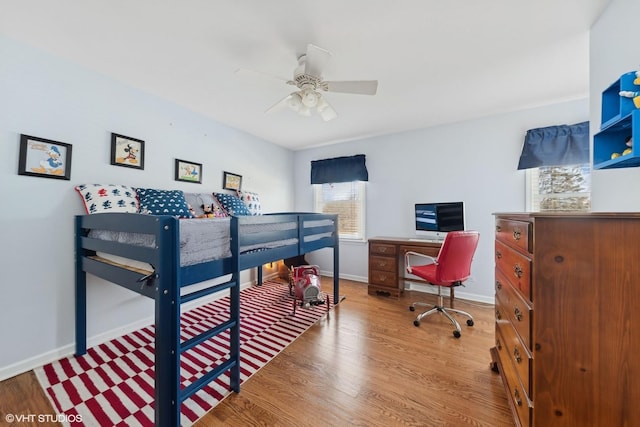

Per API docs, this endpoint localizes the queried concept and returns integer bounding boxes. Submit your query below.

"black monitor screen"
[415,202,464,232]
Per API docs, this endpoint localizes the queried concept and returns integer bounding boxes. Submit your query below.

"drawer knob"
[379,247,387,253]
[378,262,386,268]
[514,264,523,278]
[514,307,523,321]
[496,250,502,259]
[379,276,387,282]
[513,229,522,241]
[495,225,502,232]
[496,309,502,320]
[495,280,502,290]
[496,338,502,350]
[514,389,523,407]
[514,347,522,363]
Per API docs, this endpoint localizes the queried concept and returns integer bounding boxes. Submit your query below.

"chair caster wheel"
[413,320,420,327]
[409,306,415,311]
[467,319,474,327]
[453,330,461,338]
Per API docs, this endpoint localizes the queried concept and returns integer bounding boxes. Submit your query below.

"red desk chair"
[405,230,480,338]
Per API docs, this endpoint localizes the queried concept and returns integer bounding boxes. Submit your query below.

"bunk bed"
[74,212,339,427]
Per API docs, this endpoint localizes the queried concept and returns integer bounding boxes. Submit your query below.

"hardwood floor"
[0,278,513,426]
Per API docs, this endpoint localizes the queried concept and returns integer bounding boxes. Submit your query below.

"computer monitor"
[414,202,465,241]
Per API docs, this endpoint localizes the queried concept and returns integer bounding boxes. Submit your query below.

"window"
[314,181,366,240]
[526,164,591,211]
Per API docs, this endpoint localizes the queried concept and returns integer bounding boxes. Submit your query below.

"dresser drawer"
[370,256,396,272]
[495,270,532,348]
[495,218,531,253]
[496,317,532,399]
[369,243,397,256]
[495,324,532,427]
[495,240,532,302]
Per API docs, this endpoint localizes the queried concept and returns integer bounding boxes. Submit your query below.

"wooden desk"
[368,237,454,305]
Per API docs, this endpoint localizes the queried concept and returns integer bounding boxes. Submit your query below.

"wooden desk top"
[368,236,443,247]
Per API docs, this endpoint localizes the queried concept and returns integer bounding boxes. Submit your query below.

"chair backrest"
[433,231,480,284]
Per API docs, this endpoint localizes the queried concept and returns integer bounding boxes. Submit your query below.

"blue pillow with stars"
[213,192,251,216]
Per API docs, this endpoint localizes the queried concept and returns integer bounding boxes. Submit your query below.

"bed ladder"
[148,216,241,427]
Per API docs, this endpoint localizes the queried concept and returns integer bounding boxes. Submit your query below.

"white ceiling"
[1,0,611,150]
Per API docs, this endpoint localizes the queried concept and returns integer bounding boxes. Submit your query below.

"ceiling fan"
[237,44,378,121]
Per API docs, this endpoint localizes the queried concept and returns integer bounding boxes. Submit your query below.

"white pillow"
[75,184,139,214]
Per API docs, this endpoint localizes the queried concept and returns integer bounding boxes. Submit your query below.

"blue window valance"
[310,154,369,184]
[517,121,590,170]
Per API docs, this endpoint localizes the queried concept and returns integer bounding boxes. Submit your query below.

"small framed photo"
[175,159,202,183]
[223,171,242,191]
[18,134,72,180]
[110,133,145,170]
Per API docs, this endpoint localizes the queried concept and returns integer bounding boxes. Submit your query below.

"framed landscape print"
[18,134,72,180]
[175,159,202,183]
[111,133,145,170]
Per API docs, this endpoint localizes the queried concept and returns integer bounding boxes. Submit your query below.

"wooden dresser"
[490,212,640,426]
[368,237,441,298]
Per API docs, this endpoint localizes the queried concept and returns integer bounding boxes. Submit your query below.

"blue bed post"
[75,216,87,356]
[153,217,181,427]
[229,216,241,392]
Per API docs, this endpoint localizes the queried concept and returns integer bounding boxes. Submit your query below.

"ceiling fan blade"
[324,80,378,95]
[265,93,294,114]
[235,67,293,85]
[303,44,332,78]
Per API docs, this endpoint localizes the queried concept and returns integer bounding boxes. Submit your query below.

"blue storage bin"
[594,110,640,169]
[601,71,639,129]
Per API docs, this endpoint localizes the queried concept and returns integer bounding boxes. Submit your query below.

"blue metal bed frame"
[74,212,339,426]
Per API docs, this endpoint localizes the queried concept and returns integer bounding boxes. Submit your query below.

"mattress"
[89,217,298,267]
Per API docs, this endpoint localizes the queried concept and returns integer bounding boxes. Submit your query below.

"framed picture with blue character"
[18,134,72,180]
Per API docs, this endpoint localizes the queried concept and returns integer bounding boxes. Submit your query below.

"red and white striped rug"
[35,280,334,426]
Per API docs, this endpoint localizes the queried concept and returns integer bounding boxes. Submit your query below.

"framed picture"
[175,159,202,183]
[18,134,72,180]
[110,133,145,170]
[223,171,242,191]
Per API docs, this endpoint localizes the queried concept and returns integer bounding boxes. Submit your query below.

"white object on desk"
[408,238,443,243]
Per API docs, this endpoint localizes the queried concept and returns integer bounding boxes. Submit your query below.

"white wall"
[0,36,295,380]
[590,0,640,210]
[294,98,589,302]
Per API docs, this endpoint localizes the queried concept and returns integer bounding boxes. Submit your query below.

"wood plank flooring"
[0,278,514,426]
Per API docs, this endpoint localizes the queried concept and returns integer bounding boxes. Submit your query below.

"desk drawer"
[370,256,396,272]
[495,240,532,302]
[369,243,397,256]
[369,270,397,288]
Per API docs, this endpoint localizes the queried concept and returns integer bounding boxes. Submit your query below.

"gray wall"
[294,99,588,302]
[0,36,294,380]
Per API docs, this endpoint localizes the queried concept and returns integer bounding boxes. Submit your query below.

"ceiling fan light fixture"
[298,106,312,117]
[301,89,319,108]
[287,92,302,111]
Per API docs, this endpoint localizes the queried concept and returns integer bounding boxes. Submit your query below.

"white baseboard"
[0,277,264,383]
